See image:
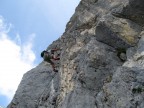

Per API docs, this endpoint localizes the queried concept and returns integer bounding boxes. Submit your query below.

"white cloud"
[0,16,36,101]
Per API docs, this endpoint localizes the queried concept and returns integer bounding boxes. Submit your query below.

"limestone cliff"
[8,0,144,108]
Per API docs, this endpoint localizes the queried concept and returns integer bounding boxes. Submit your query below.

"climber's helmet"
[41,50,47,57]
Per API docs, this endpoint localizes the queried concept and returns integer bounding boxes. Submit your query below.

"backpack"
[43,51,52,62]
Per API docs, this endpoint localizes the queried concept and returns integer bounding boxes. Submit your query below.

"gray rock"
[96,67,144,108]
[7,0,144,108]
[7,63,60,108]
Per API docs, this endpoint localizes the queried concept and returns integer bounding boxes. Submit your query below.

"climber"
[41,49,60,72]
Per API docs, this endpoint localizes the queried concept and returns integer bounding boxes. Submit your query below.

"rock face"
[8,0,144,108]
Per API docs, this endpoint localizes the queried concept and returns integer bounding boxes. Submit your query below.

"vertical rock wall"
[8,0,144,108]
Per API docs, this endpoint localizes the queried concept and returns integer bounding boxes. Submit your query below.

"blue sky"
[0,0,80,107]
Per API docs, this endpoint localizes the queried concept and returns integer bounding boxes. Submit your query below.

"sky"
[0,0,80,107]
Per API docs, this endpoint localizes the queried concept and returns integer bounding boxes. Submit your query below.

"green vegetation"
[132,87,144,93]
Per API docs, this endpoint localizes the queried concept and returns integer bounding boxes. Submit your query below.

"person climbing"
[41,48,60,72]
